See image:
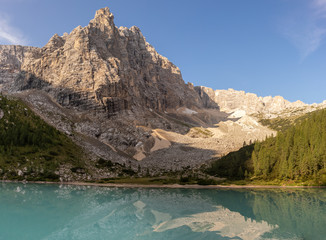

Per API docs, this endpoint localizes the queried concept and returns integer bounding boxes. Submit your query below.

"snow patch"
[177,107,198,115]
[229,110,246,118]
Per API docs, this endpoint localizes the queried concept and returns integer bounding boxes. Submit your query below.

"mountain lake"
[0,182,325,240]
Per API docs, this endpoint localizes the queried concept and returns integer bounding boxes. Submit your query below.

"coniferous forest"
[207,109,326,184]
[0,95,85,181]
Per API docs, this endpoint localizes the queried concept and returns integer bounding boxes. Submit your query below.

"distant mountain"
[0,7,325,180]
[196,86,326,119]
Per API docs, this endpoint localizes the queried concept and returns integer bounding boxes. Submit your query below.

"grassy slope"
[259,110,318,132]
[0,95,86,181]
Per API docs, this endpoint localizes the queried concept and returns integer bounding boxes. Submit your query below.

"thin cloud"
[0,13,27,45]
[314,0,326,15]
[281,0,326,60]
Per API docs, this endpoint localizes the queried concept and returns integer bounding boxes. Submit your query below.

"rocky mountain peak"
[0,7,212,116]
[2,7,315,172]
[95,7,114,19]
[89,7,115,30]
[43,33,65,53]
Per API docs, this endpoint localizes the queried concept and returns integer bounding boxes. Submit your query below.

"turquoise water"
[0,183,325,240]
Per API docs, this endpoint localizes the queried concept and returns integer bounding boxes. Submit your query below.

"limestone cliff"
[0,8,222,172]
[0,45,40,91]
[10,7,204,116]
[0,7,321,174]
[195,86,325,119]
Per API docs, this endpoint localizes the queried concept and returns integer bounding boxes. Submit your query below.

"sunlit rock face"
[0,8,277,171]
[195,86,325,119]
[0,8,221,171]
[7,7,204,115]
[1,7,323,173]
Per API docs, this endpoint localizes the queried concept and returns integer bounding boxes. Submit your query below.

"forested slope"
[252,109,326,180]
[0,95,85,181]
[207,109,326,184]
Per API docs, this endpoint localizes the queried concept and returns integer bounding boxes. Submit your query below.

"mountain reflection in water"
[0,183,325,240]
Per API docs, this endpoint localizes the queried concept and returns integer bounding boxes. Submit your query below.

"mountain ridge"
[0,7,325,177]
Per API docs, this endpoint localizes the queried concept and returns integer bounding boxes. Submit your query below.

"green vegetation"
[94,177,179,185]
[187,127,213,138]
[206,145,254,179]
[93,175,221,185]
[259,117,292,132]
[0,95,85,181]
[259,110,318,132]
[253,109,326,183]
[207,109,326,185]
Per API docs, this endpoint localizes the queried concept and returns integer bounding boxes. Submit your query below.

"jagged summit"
[94,7,114,20]
[0,7,325,174]
[195,86,326,119]
[89,7,115,31]
[1,7,209,115]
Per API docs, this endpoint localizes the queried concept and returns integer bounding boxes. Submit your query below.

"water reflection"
[153,205,276,240]
[0,183,325,240]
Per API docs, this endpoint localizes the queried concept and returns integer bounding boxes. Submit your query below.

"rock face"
[10,7,204,116]
[195,86,324,119]
[0,45,40,91]
[0,7,323,174]
[0,8,221,172]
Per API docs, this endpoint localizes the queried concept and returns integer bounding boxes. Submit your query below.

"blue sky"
[1,0,326,104]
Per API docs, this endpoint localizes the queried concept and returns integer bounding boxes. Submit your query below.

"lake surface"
[0,183,325,240]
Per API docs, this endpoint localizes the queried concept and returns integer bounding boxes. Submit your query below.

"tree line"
[252,109,326,180]
[0,96,58,150]
[207,109,326,182]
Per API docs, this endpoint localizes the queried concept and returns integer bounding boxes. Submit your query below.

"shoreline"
[1,180,326,189]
